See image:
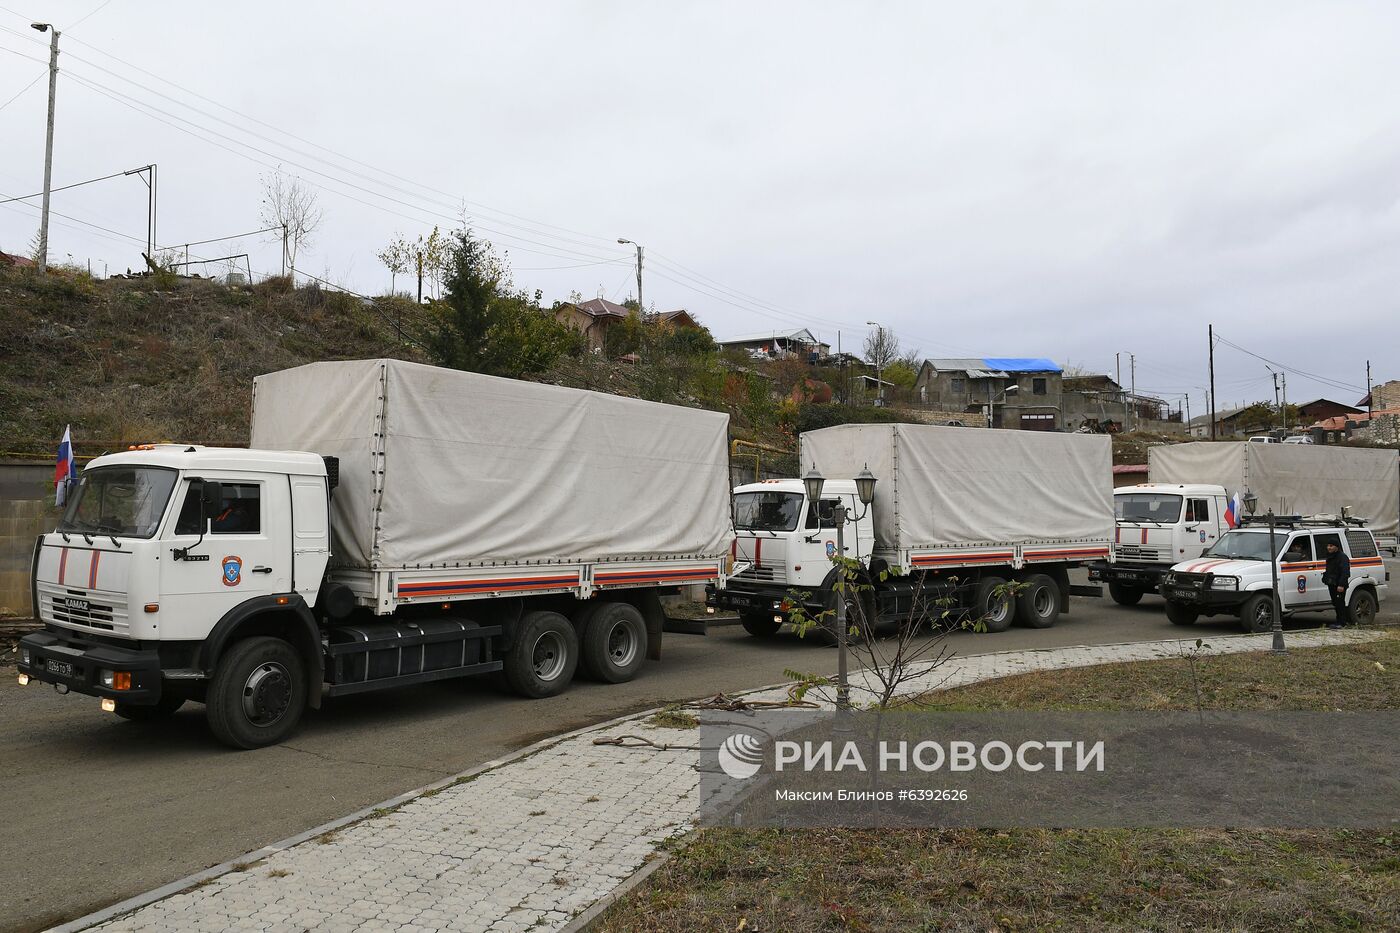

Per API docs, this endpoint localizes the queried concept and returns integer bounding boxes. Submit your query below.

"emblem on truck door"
[221,555,243,587]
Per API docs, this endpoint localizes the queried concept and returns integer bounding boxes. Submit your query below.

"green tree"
[884,359,919,389]
[426,231,582,378]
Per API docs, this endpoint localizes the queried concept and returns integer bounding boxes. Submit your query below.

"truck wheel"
[1016,574,1060,628]
[580,602,646,683]
[503,611,578,698]
[1108,583,1144,606]
[205,637,307,750]
[114,694,185,722]
[973,576,1014,633]
[1164,600,1197,626]
[1348,589,1377,626]
[739,611,782,638]
[1240,593,1276,634]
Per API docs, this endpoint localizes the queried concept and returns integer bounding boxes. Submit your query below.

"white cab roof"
[733,478,861,496]
[1116,483,1226,498]
[85,445,326,476]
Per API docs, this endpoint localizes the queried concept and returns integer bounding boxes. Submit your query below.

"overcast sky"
[2,1,1397,411]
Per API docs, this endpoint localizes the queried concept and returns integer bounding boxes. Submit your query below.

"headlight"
[1164,572,1176,585]
[19,648,29,666]
[1210,576,1238,591]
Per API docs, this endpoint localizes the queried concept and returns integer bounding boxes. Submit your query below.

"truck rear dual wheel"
[206,636,307,750]
[974,576,1014,633]
[579,602,646,683]
[503,611,579,698]
[1108,583,1144,606]
[1015,574,1060,629]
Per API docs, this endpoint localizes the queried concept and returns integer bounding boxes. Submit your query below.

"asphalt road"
[3,579,1396,932]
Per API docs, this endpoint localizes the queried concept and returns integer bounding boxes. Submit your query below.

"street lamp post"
[123,164,157,263]
[31,22,60,272]
[986,383,1018,428]
[1243,491,1286,653]
[802,465,878,714]
[617,239,643,315]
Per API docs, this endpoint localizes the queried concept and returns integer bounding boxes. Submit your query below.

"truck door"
[1183,497,1217,558]
[159,476,292,640]
[290,476,330,604]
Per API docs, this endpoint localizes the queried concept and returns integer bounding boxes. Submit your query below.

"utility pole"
[415,249,423,304]
[1269,368,1281,432]
[1129,353,1136,432]
[1366,360,1372,416]
[1185,393,1191,427]
[123,164,157,263]
[1208,324,1217,440]
[1115,352,1121,387]
[617,239,643,316]
[1280,371,1287,432]
[32,22,60,272]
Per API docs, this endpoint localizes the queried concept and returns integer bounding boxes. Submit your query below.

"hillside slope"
[0,268,424,455]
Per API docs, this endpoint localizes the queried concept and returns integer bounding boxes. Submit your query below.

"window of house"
[951,378,965,394]
[1032,377,1047,395]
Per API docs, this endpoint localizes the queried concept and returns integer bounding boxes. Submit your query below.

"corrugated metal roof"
[575,298,631,318]
[719,328,821,345]
[926,358,986,371]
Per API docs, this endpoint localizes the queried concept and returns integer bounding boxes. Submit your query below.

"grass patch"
[647,706,701,730]
[599,635,1400,932]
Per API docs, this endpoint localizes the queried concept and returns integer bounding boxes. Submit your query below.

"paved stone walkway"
[82,629,1382,933]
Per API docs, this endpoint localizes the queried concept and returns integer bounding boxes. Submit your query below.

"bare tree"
[863,326,900,374]
[259,170,323,277]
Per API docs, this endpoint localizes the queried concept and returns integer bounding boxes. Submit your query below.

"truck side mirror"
[201,480,223,511]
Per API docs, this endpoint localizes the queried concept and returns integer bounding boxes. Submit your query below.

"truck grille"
[1116,545,1162,562]
[37,582,131,635]
[735,564,786,585]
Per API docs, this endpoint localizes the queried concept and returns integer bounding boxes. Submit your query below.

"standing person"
[1321,539,1351,630]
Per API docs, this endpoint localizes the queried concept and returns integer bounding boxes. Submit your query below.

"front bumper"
[17,628,163,704]
[706,581,819,616]
[1158,579,1248,611]
[1087,561,1167,589]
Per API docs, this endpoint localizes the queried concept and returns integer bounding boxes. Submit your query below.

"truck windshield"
[733,491,804,532]
[1115,493,1182,523]
[1203,531,1285,562]
[57,466,177,539]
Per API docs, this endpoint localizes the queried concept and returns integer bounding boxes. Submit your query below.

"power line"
[0,65,43,112]
[1212,332,1364,394]
[0,168,139,203]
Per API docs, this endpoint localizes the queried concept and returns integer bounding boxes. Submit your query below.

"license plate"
[1167,588,1197,601]
[45,659,74,678]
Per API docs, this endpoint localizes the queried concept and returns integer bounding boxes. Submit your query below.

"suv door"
[1309,531,1346,609]
[1279,534,1321,610]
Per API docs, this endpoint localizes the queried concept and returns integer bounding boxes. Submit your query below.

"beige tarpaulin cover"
[1150,442,1399,539]
[800,424,1114,549]
[251,359,732,568]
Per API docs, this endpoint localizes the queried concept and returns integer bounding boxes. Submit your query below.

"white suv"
[1160,520,1388,632]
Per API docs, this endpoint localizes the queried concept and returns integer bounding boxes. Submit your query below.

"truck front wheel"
[580,602,646,683]
[114,694,185,722]
[1164,600,1197,626]
[503,611,578,698]
[206,637,307,749]
[1108,583,1144,606]
[739,611,782,638]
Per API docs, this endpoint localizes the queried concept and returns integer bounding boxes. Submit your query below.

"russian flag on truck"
[53,425,75,507]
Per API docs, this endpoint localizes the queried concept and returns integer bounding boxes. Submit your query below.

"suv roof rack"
[1237,514,1369,529]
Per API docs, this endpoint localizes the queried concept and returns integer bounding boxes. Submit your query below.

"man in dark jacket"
[1321,539,1350,629]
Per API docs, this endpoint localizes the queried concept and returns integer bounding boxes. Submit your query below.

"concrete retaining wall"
[0,462,54,618]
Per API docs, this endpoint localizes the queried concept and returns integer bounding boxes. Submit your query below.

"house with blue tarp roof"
[913,357,1065,430]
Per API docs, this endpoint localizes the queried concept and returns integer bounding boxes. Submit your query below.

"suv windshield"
[1203,530,1287,562]
[1115,493,1182,523]
[58,466,177,539]
[733,491,804,532]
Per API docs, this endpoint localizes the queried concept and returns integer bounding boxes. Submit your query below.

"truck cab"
[18,446,333,746]
[1159,518,1388,631]
[1088,483,1228,605]
[709,479,875,636]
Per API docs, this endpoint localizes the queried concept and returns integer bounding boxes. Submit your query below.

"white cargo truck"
[708,424,1114,635]
[19,360,732,748]
[1089,441,1400,603]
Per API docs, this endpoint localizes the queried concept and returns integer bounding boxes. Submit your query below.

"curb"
[47,625,1386,931]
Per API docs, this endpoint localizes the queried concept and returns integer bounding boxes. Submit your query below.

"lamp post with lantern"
[1242,491,1286,653]
[801,465,878,712]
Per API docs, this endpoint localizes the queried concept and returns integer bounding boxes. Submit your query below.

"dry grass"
[599,635,1400,932]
